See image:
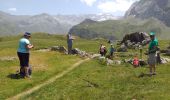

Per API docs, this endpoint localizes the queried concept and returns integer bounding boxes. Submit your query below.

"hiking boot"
[24,75,32,79]
[148,73,152,77]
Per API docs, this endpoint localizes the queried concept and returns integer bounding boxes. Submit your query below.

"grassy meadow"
[0,33,170,100]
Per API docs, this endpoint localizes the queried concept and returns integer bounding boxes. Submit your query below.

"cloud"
[97,0,138,13]
[8,8,17,12]
[80,0,97,6]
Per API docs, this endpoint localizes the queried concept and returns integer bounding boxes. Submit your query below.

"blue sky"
[0,0,139,16]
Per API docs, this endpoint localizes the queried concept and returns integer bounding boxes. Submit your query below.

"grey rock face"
[125,0,170,26]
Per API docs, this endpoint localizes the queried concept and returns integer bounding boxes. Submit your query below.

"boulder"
[121,32,150,45]
[51,46,67,53]
[160,49,168,53]
[165,50,170,56]
[106,58,114,66]
[117,44,127,52]
[161,57,170,64]
[139,59,148,66]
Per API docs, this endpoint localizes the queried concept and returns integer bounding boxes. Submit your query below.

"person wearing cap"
[109,44,115,58]
[17,32,34,78]
[148,32,158,76]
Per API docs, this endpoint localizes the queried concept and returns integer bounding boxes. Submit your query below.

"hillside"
[125,0,170,26]
[69,17,170,40]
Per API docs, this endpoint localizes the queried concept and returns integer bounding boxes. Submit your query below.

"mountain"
[125,0,170,26]
[69,17,170,40]
[0,11,118,35]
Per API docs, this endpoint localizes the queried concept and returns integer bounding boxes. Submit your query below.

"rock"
[121,32,150,45]
[113,60,121,65]
[106,58,113,66]
[91,54,101,59]
[160,49,169,53]
[117,44,127,52]
[161,57,170,64]
[72,48,80,54]
[51,46,67,53]
[98,56,106,64]
[139,59,148,66]
[165,50,170,56]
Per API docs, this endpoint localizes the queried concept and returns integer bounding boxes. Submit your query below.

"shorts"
[17,52,29,67]
[148,53,156,65]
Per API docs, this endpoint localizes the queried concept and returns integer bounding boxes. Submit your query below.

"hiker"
[103,46,107,56]
[99,44,106,56]
[17,32,34,78]
[67,33,74,54]
[148,32,158,75]
[109,44,115,58]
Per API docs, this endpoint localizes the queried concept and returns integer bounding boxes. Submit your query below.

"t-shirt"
[133,57,139,66]
[110,47,115,53]
[149,38,158,52]
[17,38,30,53]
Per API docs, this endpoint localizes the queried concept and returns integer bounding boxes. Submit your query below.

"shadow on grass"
[7,73,23,79]
[138,72,155,78]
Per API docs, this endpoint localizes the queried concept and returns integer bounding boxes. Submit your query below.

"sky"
[0,0,139,16]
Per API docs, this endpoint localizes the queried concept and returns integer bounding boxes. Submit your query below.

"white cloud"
[97,0,138,13]
[8,8,17,12]
[80,0,97,6]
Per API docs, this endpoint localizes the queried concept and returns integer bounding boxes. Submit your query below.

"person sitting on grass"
[17,32,34,78]
[133,54,139,68]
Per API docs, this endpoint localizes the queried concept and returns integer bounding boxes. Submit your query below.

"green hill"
[69,17,170,40]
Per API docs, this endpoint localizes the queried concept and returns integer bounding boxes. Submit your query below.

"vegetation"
[69,17,170,40]
[23,60,170,100]
[0,33,169,100]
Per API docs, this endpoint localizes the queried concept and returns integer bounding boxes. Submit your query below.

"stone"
[106,58,113,66]
[51,46,67,54]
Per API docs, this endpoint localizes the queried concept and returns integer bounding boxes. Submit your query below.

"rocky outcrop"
[119,32,150,50]
[121,32,150,45]
[125,0,170,26]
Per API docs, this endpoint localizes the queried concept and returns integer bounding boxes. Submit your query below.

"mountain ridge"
[0,11,118,35]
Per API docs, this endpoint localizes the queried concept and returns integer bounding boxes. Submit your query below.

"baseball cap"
[150,32,155,36]
[24,32,31,36]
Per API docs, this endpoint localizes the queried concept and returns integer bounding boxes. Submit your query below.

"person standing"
[99,44,105,56]
[109,44,115,58]
[17,32,34,78]
[67,33,74,54]
[148,32,158,76]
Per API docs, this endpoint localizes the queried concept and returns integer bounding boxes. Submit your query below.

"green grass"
[0,33,107,99]
[0,33,170,100]
[23,60,170,100]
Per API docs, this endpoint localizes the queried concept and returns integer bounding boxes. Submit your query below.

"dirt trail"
[7,57,93,100]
